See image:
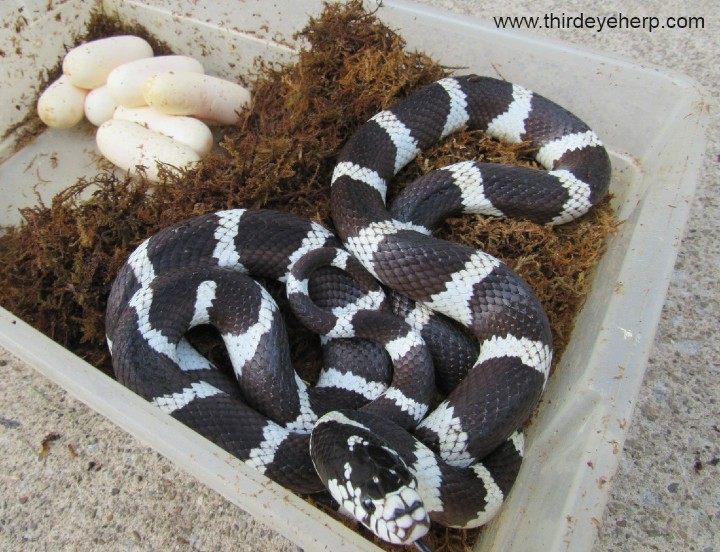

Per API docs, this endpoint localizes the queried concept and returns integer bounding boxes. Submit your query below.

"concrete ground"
[1,0,717,551]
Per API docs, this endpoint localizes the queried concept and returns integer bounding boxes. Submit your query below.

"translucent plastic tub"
[0,1,708,550]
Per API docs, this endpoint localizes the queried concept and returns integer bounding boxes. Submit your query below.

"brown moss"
[214,1,445,221]
[0,1,617,549]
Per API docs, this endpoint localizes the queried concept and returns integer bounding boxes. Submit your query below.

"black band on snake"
[106,75,611,546]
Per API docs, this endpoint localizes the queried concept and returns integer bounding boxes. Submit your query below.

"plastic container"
[0,1,708,550]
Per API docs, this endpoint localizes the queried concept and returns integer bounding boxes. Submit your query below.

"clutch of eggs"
[36,35,251,181]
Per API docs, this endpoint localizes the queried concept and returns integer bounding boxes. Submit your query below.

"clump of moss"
[0,1,617,550]
[214,1,446,219]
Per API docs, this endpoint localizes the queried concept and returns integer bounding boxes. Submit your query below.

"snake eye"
[362,498,376,514]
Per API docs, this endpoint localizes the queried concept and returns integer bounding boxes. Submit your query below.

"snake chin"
[329,476,430,545]
[325,438,431,544]
[364,485,430,545]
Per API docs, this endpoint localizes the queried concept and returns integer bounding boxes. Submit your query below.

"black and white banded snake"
[106,75,611,547]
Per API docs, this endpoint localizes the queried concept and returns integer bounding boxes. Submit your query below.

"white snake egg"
[37,75,88,129]
[62,35,154,90]
[113,106,213,157]
[143,72,251,125]
[84,85,118,126]
[107,55,205,108]
[96,119,201,182]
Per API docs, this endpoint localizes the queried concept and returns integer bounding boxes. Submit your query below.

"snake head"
[312,412,430,545]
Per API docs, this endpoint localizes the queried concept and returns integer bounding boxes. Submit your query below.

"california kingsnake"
[106,75,611,546]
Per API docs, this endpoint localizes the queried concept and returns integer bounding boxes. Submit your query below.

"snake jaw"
[327,476,430,545]
[364,483,430,545]
[321,434,431,545]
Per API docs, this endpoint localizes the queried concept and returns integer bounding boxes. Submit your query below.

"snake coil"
[107,75,610,546]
